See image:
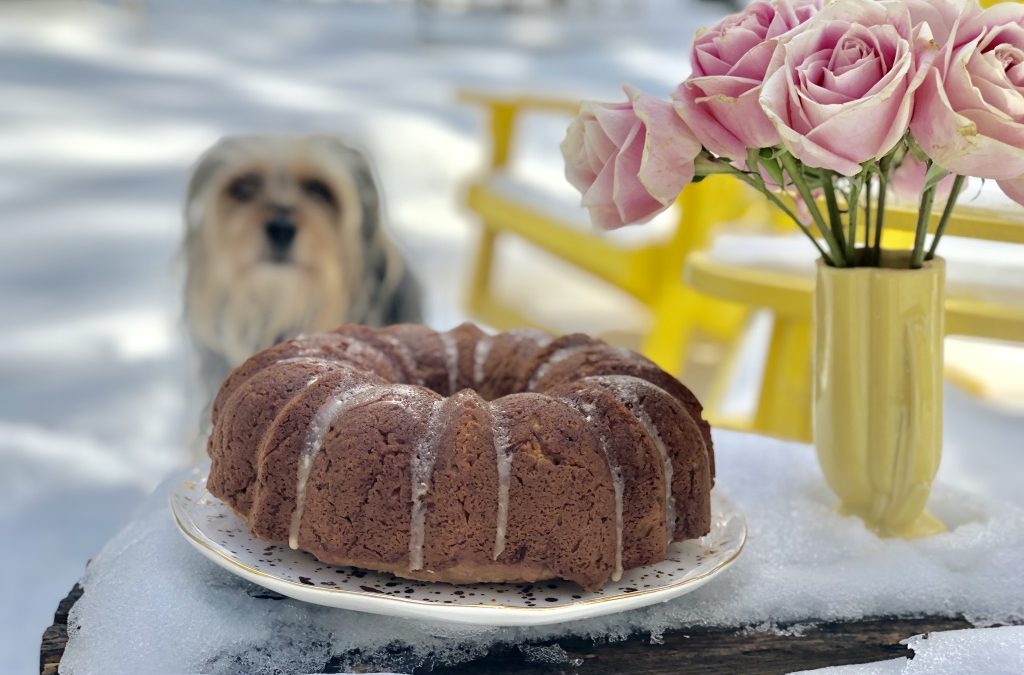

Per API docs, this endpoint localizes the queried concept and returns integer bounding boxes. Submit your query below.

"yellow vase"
[813,251,946,538]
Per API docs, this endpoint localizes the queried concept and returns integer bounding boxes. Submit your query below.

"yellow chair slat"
[883,204,1024,245]
[685,253,814,319]
[465,182,664,302]
[946,297,1024,343]
[687,251,1024,341]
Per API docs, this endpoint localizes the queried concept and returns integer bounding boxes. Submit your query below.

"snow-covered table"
[41,584,977,674]
[42,430,1024,674]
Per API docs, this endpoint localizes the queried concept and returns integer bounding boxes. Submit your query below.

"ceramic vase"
[813,250,946,538]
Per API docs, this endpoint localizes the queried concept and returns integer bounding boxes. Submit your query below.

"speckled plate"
[170,460,746,626]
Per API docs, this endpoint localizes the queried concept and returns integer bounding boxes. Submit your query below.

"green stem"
[847,173,864,264]
[873,160,891,266]
[778,152,846,266]
[926,175,966,261]
[821,174,848,262]
[911,168,937,269]
[864,178,873,252]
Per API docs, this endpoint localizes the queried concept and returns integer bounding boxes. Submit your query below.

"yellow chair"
[686,202,1024,442]
[459,90,774,381]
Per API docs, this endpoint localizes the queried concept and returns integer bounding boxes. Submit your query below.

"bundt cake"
[206,322,714,591]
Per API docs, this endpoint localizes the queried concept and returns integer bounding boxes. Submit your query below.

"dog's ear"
[309,135,383,247]
[184,137,241,235]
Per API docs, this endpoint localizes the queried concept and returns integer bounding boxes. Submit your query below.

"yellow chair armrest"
[686,251,1024,341]
[457,90,580,170]
[456,90,581,115]
[684,252,814,319]
[466,181,664,301]
[884,204,1024,245]
[796,193,1024,246]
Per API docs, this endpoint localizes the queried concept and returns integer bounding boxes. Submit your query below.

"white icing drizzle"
[473,337,493,387]
[491,405,513,560]
[282,336,391,372]
[381,334,423,385]
[612,346,639,360]
[559,397,624,581]
[506,328,554,348]
[526,343,592,391]
[289,341,323,358]
[408,398,444,570]
[586,375,677,547]
[439,331,460,395]
[274,356,340,368]
[288,384,411,549]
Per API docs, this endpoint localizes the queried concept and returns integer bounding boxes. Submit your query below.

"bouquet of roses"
[561,0,1024,268]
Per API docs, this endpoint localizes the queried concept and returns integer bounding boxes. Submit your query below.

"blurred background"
[1,0,1022,673]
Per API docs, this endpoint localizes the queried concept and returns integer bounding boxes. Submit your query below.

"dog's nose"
[265,220,297,251]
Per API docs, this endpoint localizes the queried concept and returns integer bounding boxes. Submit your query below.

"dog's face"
[184,135,374,365]
[203,144,354,272]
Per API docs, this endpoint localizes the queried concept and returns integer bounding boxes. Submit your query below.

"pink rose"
[905,0,978,46]
[561,85,701,230]
[674,0,822,160]
[907,1,1024,205]
[759,0,936,176]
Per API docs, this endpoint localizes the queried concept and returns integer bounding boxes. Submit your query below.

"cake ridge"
[380,334,424,386]
[472,336,493,388]
[439,330,459,395]
[526,343,592,391]
[580,372,711,463]
[273,356,346,368]
[491,403,513,561]
[583,374,679,546]
[506,327,554,346]
[557,396,625,581]
[288,383,427,549]
[207,358,344,512]
[408,397,445,571]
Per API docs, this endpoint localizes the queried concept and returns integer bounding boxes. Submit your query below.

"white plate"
[171,461,746,626]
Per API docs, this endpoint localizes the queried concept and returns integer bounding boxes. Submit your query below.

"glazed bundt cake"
[207,323,714,591]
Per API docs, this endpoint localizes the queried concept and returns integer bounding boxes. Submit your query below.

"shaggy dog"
[183,134,422,402]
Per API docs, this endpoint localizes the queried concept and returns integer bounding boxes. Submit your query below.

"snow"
[1,0,1022,673]
[60,429,1024,673]
[797,626,1024,675]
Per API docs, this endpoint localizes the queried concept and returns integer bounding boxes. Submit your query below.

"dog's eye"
[301,178,336,208]
[228,174,262,202]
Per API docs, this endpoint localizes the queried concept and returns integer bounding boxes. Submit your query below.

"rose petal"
[823,53,884,99]
[913,59,1024,178]
[629,87,701,204]
[695,48,732,78]
[612,125,666,223]
[581,148,617,209]
[582,118,616,165]
[592,103,639,146]
[588,203,627,230]
[673,83,748,159]
[998,175,1024,207]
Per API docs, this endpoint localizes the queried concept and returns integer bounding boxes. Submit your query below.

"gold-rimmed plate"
[170,461,746,626]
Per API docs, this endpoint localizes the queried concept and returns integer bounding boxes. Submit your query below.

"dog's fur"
[183,134,422,398]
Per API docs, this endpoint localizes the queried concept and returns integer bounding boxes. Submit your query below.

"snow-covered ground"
[0,1,1021,673]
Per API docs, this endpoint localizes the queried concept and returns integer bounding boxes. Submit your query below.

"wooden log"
[40,583,84,675]
[39,583,977,674]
